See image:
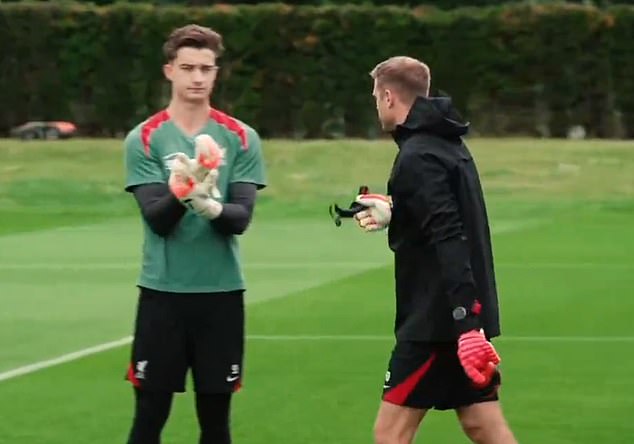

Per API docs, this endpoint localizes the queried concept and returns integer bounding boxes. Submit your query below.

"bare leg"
[373,401,428,444]
[456,401,518,444]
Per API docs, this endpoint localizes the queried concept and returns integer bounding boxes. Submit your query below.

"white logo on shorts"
[383,370,391,389]
[135,360,148,380]
[226,364,240,382]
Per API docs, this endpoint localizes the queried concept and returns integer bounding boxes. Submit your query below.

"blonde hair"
[370,56,431,100]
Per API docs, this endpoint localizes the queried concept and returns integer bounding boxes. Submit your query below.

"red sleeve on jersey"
[209,108,248,150]
[141,110,171,156]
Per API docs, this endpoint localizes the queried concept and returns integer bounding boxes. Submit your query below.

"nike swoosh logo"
[383,385,390,389]
[226,375,240,382]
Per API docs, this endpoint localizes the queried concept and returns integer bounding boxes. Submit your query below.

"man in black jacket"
[354,56,518,444]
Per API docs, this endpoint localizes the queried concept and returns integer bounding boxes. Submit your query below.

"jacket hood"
[393,95,469,142]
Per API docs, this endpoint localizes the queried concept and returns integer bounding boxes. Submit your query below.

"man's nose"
[191,68,204,82]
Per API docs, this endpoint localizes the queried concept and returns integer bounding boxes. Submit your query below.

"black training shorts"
[125,287,244,394]
[381,340,501,410]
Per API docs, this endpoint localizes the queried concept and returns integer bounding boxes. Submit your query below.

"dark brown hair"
[370,56,431,100]
[163,24,224,61]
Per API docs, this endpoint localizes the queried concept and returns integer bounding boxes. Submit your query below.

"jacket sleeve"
[400,152,481,335]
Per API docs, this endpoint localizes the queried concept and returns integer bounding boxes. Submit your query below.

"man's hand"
[353,194,392,232]
[167,154,223,220]
[183,177,223,220]
[167,153,197,199]
[194,134,225,199]
[457,329,501,387]
[165,134,225,197]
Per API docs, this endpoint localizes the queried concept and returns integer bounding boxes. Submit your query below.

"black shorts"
[381,341,501,411]
[125,287,244,394]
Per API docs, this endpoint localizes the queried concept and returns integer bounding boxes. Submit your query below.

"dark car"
[10,121,78,140]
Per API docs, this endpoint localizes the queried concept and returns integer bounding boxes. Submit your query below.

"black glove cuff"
[455,316,481,336]
[452,300,482,336]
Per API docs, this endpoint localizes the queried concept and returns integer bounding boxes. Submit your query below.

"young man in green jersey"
[122,24,266,444]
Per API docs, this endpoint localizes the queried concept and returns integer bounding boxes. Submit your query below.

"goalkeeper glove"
[167,153,223,220]
[194,134,225,199]
[165,134,225,198]
[457,329,501,387]
[353,194,392,232]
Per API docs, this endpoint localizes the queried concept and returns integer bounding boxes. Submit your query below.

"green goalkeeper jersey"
[124,108,267,293]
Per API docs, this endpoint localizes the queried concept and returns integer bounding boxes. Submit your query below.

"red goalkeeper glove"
[457,329,500,387]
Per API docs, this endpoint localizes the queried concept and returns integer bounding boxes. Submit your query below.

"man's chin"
[181,93,210,105]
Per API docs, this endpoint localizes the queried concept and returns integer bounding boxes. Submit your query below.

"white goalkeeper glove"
[354,193,392,232]
[167,152,223,220]
[165,134,225,199]
[193,134,225,199]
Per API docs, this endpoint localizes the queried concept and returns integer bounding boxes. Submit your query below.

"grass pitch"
[0,137,632,443]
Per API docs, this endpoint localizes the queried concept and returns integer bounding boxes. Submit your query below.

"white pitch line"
[2,334,632,382]
[1,262,632,271]
[0,337,132,382]
[497,263,634,270]
[249,334,393,341]
[0,262,388,271]
[247,334,634,343]
[497,336,634,342]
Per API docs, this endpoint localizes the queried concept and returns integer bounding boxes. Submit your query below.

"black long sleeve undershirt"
[130,183,186,236]
[211,183,257,235]
[130,182,257,237]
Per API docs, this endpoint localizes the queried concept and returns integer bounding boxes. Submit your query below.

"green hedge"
[4,0,634,8]
[0,2,633,138]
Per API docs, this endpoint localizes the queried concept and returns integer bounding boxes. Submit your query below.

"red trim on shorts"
[383,353,436,405]
[141,110,171,156]
[126,363,141,388]
[209,108,248,150]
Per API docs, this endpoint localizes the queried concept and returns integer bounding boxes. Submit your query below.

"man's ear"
[384,89,394,108]
[163,63,173,81]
